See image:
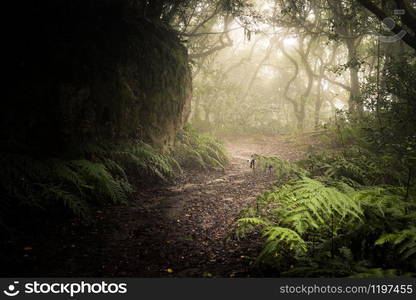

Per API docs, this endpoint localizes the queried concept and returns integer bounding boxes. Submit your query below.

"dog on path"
[248,154,258,170]
[248,154,274,174]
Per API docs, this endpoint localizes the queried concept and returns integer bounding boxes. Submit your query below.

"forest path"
[96,135,305,277]
[16,135,307,277]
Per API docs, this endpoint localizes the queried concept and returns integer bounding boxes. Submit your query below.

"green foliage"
[173,125,228,169]
[236,177,363,267]
[1,126,227,234]
[253,155,308,181]
[228,15,416,276]
[375,227,416,260]
[353,186,414,219]
[235,217,271,239]
[112,141,179,182]
[360,58,416,162]
[0,154,134,223]
[277,178,362,234]
[301,145,406,186]
[236,218,307,265]
[236,148,416,276]
[259,226,308,259]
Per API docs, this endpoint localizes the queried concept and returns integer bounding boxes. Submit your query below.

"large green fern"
[235,177,363,269]
[272,178,362,234]
[235,151,416,276]
[259,226,308,258]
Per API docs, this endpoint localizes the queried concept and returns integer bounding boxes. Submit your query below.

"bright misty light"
[283,37,297,47]
[307,12,316,22]
[260,65,277,78]
[257,38,272,49]
[334,101,345,110]
[260,1,275,11]
[322,81,329,90]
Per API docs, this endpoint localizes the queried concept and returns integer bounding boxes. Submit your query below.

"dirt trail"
[97,135,304,277]
[12,135,305,277]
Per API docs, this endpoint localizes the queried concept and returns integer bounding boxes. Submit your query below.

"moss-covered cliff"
[3,0,191,154]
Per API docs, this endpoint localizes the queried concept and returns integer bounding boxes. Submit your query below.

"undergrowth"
[0,126,228,235]
[236,138,416,277]
[252,155,308,180]
[173,125,228,170]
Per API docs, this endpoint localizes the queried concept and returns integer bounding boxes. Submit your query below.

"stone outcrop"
[3,0,191,153]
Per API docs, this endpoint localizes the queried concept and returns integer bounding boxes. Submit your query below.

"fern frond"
[173,126,229,170]
[69,160,132,204]
[278,177,363,234]
[253,155,308,179]
[258,226,307,262]
[235,217,271,239]
[375,227,416,259]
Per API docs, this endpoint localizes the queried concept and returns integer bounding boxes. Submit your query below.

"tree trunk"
[193,96,201,122]
[297,101,306,131]
[204,108,210,122]
[314,69,324,130]
[346,38,362,115]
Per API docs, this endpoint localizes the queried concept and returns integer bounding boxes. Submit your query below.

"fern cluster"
[253,155,308,181]
[300,147,403,187]
[112,141,180,182]
[173,125,228,170]
[236,146,416,277]
[0,153,134,226]
[1,126,229,235]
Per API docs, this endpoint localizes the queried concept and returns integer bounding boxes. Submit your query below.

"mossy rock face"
[3,0,191,154]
